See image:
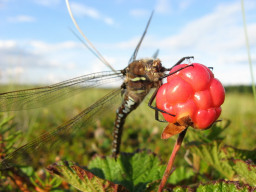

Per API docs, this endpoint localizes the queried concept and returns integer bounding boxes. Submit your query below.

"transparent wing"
[66,0,117,73]
[0,71,123,112]
[152,49,159,59]
[0,88,121,170]
[128,11,154,63]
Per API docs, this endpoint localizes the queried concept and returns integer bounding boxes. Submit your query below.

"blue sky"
[0,0,255,85]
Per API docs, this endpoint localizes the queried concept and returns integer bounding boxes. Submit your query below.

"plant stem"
[158,128,188,192]
[241,0,256,103]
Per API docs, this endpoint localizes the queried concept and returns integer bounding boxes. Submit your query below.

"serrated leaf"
[168,166,194,184]
[0,116,14,132]
[172,186,190,192]
[88,149,166,192]
[144,179,161,192]
[205,119,230,141]
[188,141,234,179]
[224,146,256,162]
[47,161,128,192]
[170,180,256,192]
[221,146,256,185]
[196,180,256,192]
[232,159,256,186]
[187,119,230,144]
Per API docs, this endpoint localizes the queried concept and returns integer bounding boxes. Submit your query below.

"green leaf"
[144,180,161,192]
[172,186,191,192]
[221,146,256,186]
[0,116,14,134]
[205,119,230,141]
[168,166,194,184]
[187,119,230,144]
[88,149,166,192]
[232,159,256,186]
[187,141,234,179]
[224,146,256,162]
[47,161,128,192]
[187,140,256,186]
[195,180,256,192]
[171,180,256,192]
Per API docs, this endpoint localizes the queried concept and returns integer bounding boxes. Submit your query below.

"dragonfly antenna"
[65,0,117,73]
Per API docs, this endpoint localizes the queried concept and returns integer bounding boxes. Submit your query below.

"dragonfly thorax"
[121,58,165,104]
[125,58,165,83]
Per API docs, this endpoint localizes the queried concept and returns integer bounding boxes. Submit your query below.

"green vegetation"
[0,85,255,191]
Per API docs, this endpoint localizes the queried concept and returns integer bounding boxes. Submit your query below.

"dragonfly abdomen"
[112,94,140,157]
[112,59,165,157]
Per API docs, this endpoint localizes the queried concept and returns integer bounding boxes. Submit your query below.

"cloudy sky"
[0,0,255,85]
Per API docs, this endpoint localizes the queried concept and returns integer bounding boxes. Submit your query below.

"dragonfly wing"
[0,71,123,112]
[66,0,117,73]
[0,88,122,170]
[152,49,159,59]
[128,11,154,63]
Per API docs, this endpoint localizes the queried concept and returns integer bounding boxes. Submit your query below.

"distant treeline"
[224,85,254,93]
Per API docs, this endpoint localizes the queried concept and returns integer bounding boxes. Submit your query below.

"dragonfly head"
[144,59,166,82]
[144,59,164,72]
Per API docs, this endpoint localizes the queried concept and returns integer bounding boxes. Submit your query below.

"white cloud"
[0,40,16,48]
[104,17,114,25]
[33,0,61,7]
[0,0,10,8]
[70,3,99,19]
[130,9,149,17]
[2,67,25,83]
[155,2,244,49]
[0,40,79,83]
[29,40,82,54]
[70,2,115,25]
[0,39,115,84]
[114,36,140,50]
[46,73,60,84]
[1,2,255,85]
[179,0,193,10]
[121,1,256,55]
[155,0,171,14]
[101,1,256,85]
[7,15,36,23]
[5,66,24,76]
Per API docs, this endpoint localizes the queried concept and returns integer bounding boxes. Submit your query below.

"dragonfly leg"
[173,56,194,68]
[164,56,194,71]
[121,83,126,96]
[161,64,194,80]
[148,88,175,122]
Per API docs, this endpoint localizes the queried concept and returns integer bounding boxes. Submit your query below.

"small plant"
[47,128,256,191]
[44,64,255,191]
[155,63,225,191]
[0,115,63,191]
[1,92,255,191]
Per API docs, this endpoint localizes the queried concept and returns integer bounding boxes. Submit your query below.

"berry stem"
[158,128,188,192]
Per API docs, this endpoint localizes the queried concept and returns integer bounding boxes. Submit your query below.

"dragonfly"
[0,3,193,170]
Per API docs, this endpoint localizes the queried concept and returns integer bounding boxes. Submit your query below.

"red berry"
[194,90,213,110]
[156,63,225,133]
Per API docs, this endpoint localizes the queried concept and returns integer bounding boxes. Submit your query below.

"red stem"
[158,128,188,192]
